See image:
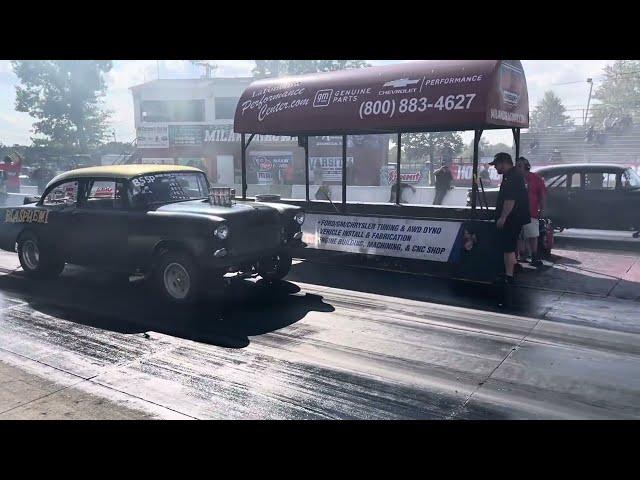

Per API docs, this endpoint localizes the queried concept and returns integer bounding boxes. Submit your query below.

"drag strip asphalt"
[0,246,638,420]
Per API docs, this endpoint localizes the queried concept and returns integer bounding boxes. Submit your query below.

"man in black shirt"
[489,152,530,284]
[479,163,491,187]
[433,163,453,205]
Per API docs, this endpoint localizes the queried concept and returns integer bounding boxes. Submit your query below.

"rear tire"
[258,251,292,281]
[153,251,200,304]
[17,233,65,279]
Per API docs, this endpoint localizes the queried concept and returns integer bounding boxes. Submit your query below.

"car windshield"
[129,172,209,205]
[622,168,640,189]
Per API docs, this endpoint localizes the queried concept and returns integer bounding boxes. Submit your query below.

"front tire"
[17,233,65,279]
[154,251,200,304]
[258,251,292,281]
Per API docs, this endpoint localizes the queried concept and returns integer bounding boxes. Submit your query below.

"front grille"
[227,210,282,256]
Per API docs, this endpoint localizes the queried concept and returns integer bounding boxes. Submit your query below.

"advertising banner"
[379,164,429,185]
[310,156,354,183]
[302,213,464,262]
[248,151,293,185]
[450,163,500,187]
[235,60,529,135]
[169,125,204,146]
[137,126,169,148]
[204,125,296,143]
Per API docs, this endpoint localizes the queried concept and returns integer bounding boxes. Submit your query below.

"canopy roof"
[234,60,529,136]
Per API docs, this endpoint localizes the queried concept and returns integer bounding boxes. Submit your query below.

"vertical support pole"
[342,134,347,211]
[585,78,594,126]
[513,128,521,160]
[395,133,402,205]
[304,136,310,202]
[241,133,247,200]
[471,129,482,213]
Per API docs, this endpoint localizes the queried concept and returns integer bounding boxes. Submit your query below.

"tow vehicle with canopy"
[234,60,529,281]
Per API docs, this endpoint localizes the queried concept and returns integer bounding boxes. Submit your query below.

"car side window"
[585,172,616,190]
[544,173,567,189]
[570,173,582,189]
[42,181,79,206]
[79,179,126,210]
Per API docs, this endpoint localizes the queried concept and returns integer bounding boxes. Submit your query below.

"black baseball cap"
[488,152,513,166]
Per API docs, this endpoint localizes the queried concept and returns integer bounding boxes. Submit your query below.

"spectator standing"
[0,154,22,193]
[433,163,453,205]
[283,162,295,184]
[0,171,7,206]
[479,163,492,187]
[516,157,547,267]
[489,152,531,284]
[31,161,55,194]
[585,125,595,143]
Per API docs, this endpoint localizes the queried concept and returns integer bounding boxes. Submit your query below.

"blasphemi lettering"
[5,209,50,224]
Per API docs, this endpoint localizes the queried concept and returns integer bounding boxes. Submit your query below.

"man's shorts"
[520,218,540,240]
[498,223,521,253]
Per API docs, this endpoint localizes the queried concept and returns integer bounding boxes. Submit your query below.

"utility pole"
[584,78,594,126]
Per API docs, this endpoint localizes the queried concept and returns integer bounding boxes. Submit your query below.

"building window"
[214,97,239,120]
[141,100,205,123]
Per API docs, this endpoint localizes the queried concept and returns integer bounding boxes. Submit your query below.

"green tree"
[589,60,640,126]
[462,139,513,159]
[12,60,113,151]
[252,60,370,78]
[401,132,464,164]
[530,90,573,130]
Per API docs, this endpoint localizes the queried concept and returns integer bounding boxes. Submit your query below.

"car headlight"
[294,212,305,225]
[214,224,229,240]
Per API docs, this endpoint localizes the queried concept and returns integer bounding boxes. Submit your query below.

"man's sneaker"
[530,258,543,267]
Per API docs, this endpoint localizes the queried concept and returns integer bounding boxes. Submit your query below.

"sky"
[0,59,616,147]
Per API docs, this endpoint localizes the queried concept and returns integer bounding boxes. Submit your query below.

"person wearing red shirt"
[0,154,22,193]
[516,157,546,267]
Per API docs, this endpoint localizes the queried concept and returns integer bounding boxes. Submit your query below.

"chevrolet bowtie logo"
[383,78,421,88]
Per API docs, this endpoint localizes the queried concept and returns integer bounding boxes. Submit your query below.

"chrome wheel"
[163,262,191,300]
[22,240,40,271]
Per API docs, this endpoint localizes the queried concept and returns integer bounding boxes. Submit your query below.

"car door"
[39,179,80,260]
[570,170,621,229]
[70,177,129,268]
[619,169,640,230]
[540,171,571,228]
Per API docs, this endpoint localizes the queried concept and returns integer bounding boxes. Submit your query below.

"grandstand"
[520,124,640,166]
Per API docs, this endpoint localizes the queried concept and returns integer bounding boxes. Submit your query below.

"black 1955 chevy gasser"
[0,164,305,303]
